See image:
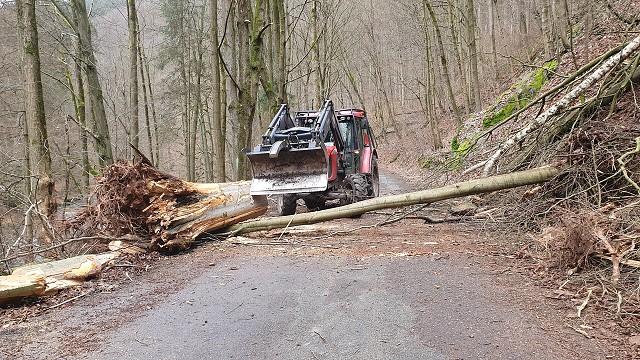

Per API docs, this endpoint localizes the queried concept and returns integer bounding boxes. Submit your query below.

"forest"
[0,0,638,271]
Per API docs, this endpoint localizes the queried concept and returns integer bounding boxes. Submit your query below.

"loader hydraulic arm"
[311,100,346,155]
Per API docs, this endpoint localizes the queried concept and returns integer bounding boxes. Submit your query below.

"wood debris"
[0,254,117,302]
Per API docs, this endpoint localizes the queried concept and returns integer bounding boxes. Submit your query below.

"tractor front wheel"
[276,194,297,216]
[304,197,325,211]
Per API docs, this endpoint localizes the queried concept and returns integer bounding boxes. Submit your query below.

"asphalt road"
[82,254,600,360]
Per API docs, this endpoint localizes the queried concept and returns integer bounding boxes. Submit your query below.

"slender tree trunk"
[274,0,287,105]
[189,8,206,181]
[221,60,229,181]
[236,0,254,180]
[541,0,554,58]
[556,0,571,51]
[73,0,113,168]
[312,0,321,107]
[136,27,153,165]
[425,0,461,125]
[21,114,34,255]
[489,0,499,75]
[235,0,266,180]
[421,4,442,149]
[466,0,481,110]
[448,0,464,79]
[141,50,160,166]
[227,0,239,180]
[69,4,90,190]
[76,64,90,190]
[17,0,55,243]
[210,0,225,182]
[224,166,563,235]
[127,0,140,151]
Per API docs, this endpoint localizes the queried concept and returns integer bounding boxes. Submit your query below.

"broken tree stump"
[69,160,267,253]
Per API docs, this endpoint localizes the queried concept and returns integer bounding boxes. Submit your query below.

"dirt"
[0,170,636,359]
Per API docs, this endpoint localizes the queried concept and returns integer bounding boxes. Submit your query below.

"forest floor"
[0,170,636,359]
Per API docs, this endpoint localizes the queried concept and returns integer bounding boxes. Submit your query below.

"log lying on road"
[221,165,563,235]
[0,254,117,302]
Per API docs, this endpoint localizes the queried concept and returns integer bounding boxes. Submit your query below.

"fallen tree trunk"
[0,254,117,302]
[482,34,640,176]
[221,165,563,236]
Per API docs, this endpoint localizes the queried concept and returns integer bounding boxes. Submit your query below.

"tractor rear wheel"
[370,159,380,197]
[341,174,369,206]
[276,194,297,216]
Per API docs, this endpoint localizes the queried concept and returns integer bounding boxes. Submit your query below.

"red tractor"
[245,100,379,215]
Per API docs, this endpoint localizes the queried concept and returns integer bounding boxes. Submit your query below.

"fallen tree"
[0,254,116,302]
[61,160,268,254]
[472,34,640,176]
[221,165,563,236]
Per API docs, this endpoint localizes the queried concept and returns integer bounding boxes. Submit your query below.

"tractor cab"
[335,109,376,175]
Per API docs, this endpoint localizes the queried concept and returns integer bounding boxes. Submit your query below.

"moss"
[451,135,460,152]
[87,164,100,177]
[482,59,558,129]
[448,59,559,170]
[418,155,435,169]
[449,133,479,170]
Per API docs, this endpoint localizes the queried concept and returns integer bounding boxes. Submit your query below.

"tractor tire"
[304,197,325,211]
[276,194,297,216]
[370,158,380,197]
[341,174,369,206]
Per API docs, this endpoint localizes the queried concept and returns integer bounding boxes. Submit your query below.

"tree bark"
[210,0,225,182]
[222,165,562,235]
[235,0,266,180]
[73,0,113,168]
[17,0,55,223]
[274,0,287,105]
[127,0,140,151]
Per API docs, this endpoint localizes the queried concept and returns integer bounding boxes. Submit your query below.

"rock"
[450,201,478,216]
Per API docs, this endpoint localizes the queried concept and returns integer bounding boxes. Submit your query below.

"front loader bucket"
[247,147,329,195]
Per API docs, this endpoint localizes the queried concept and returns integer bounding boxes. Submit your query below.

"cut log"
[0,275,46,302]
[0,254,118,302]
[222,165,562,235]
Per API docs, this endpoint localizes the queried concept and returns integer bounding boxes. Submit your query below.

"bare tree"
[73,0,114,167]
[465,0,481,110]
[210,0,225,182]
[127,0,140,151]
[16,0,55,242]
